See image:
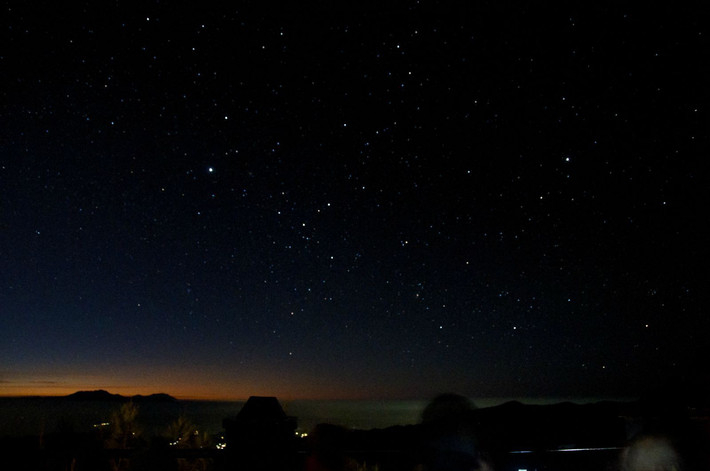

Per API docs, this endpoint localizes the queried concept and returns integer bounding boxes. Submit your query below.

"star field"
[1,3,708,400]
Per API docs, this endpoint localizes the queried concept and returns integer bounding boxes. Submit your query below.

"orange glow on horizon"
[0,376,401,401]
[0,382,264,401]
[1,364,424,401]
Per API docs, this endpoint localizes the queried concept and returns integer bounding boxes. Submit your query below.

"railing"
[3,444,625,471]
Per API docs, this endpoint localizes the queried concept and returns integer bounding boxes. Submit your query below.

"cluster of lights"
[92,422,110,428]
[168,430,202,447]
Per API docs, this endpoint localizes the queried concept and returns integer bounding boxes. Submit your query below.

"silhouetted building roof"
[223,396,298,469]
[223,396,297,441]
[235,396,289,423]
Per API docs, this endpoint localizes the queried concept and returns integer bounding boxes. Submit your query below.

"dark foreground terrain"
[1,398,708,470]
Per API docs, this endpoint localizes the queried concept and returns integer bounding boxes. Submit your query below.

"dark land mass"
[219,396,710,470]
[312,399,710,471]
[64,389,177,403]
[327,399,703,449]
[1,396,708,470]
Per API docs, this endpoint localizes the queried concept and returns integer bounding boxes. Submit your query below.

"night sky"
[2,3,708,400]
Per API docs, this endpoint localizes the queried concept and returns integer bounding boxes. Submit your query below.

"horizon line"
[0,389,638,405]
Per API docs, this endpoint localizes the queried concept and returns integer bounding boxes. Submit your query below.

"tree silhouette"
[165,415,211,471]
[105,401,142,471]
[166,415,210,449]
[106,401,141,449]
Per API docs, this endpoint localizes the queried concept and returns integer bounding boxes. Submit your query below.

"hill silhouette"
[65,389,177,403]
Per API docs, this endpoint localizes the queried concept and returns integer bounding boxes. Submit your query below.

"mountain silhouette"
[65,390,177,403]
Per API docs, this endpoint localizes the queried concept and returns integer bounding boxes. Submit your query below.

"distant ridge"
[65,389,177,402]
[311,398,707,455]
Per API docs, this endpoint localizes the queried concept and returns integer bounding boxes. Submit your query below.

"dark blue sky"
[1,3,708,399]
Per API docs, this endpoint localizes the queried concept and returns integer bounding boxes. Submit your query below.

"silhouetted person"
[416,393,493,471]
[620,433,683,471]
